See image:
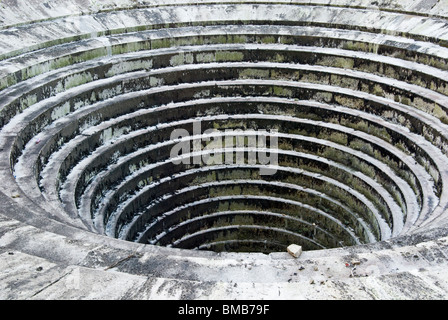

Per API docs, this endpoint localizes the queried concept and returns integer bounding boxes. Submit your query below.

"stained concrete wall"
[1,0,448,299]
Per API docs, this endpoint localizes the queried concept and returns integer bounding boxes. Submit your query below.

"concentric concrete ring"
[1,0,448,299]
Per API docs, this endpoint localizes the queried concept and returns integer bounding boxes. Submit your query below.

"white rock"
[287,244,303,258]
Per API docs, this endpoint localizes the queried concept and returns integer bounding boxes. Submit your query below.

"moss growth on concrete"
[170,52,195,66]
[239,68,270,79]
[215,51,244,62]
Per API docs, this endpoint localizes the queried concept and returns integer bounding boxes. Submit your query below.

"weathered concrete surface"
[1,0,448,300]
[1,0,448,30]
[1,209,448,299]
[1,1,448,60]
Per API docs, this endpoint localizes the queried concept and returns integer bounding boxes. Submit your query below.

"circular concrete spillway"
[1,0,448,299]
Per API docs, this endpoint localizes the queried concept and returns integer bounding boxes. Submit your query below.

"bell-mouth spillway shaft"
[2,0,448,300]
